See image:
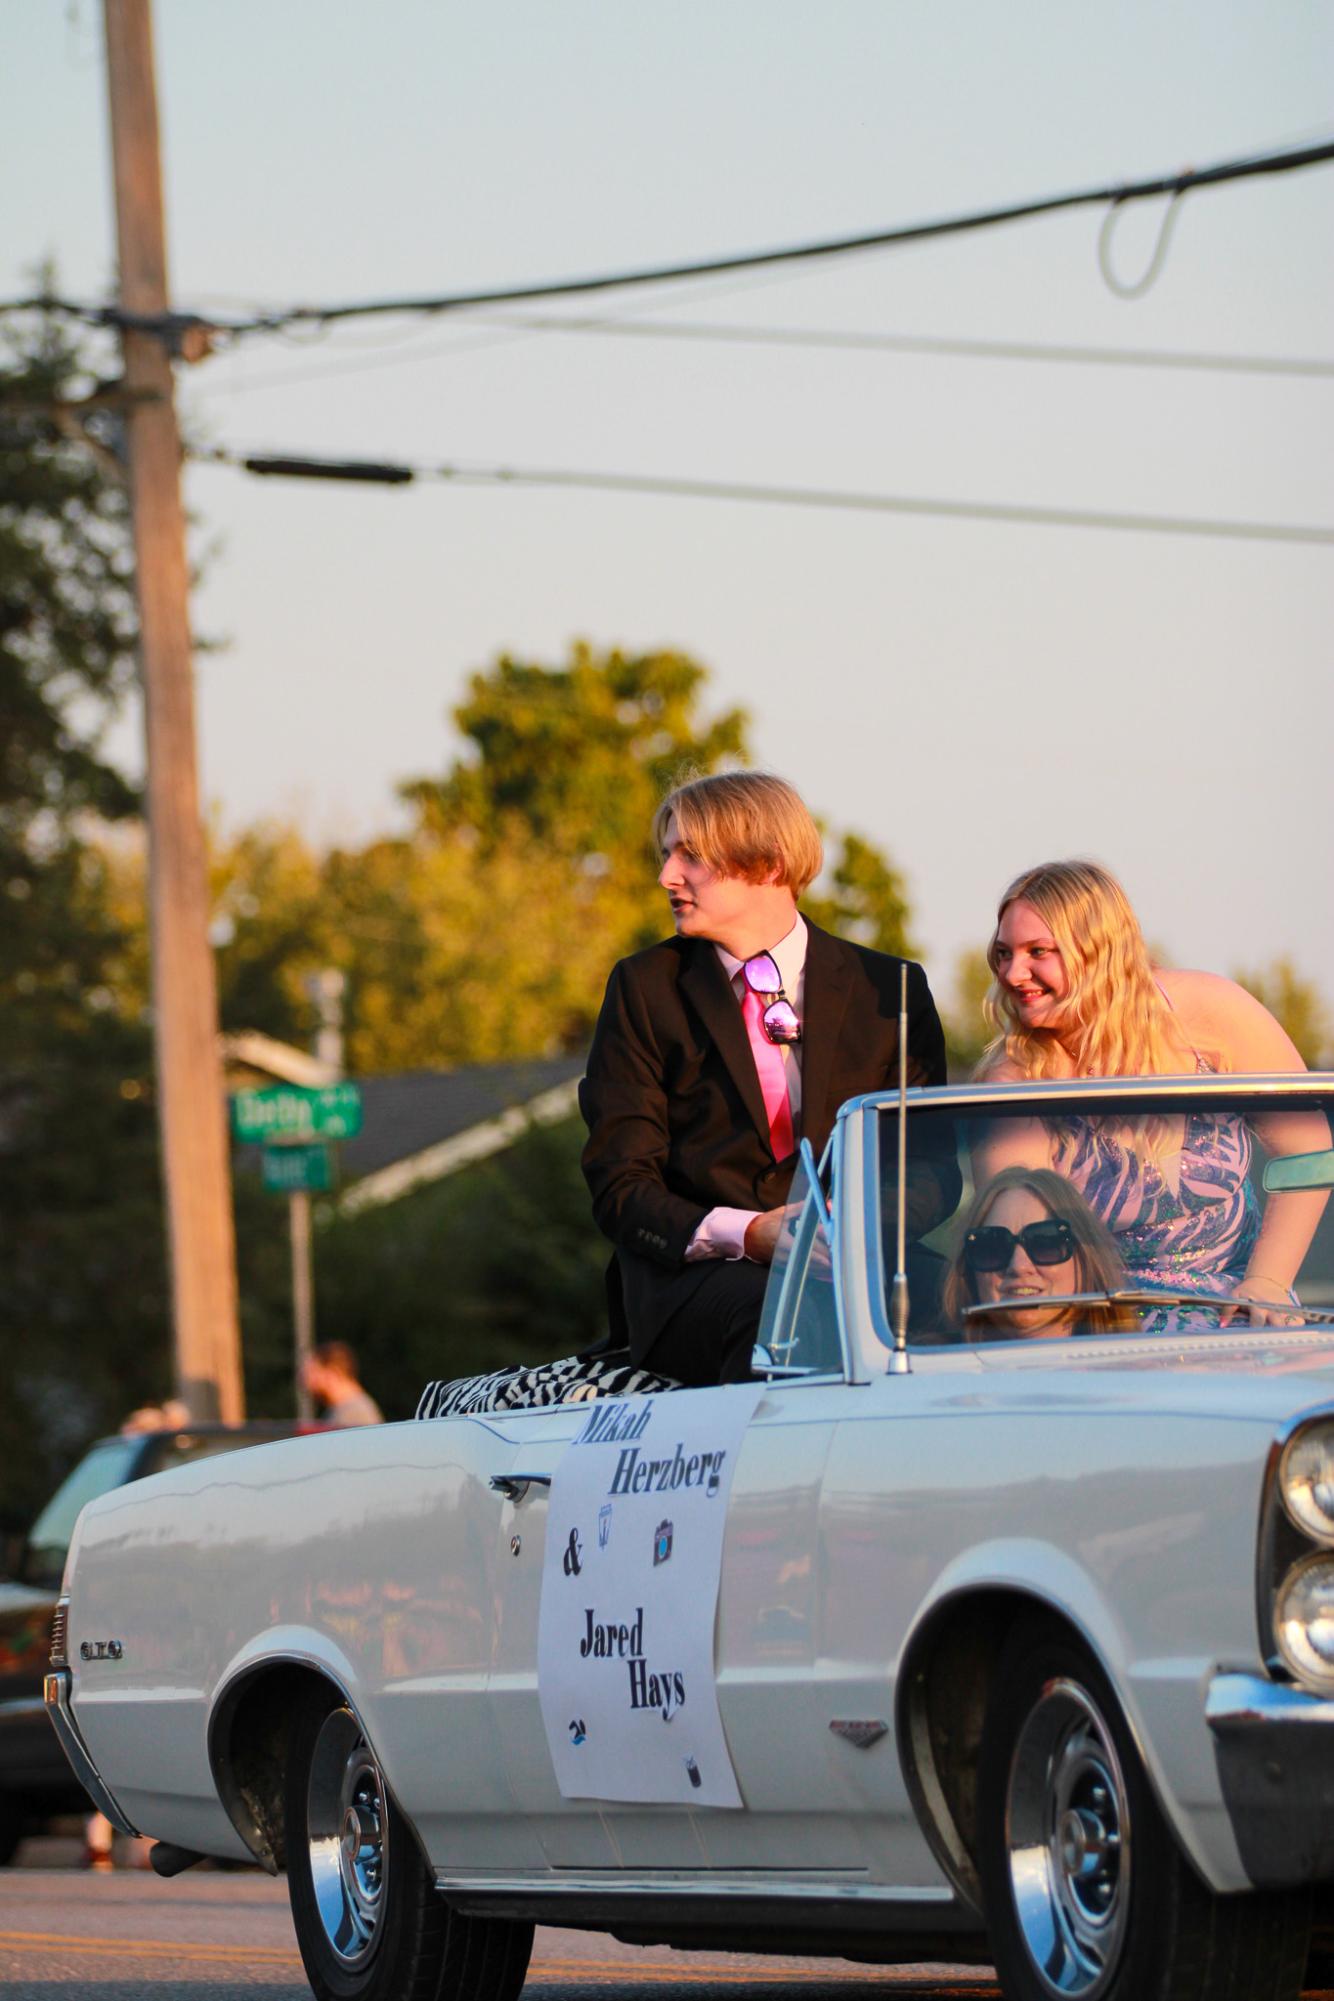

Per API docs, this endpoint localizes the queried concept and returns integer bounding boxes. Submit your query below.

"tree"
[208,819,330,1045]
[0,306,174,1520]
[1234,960,1331,1069]
[402,641,748,870]
[0,306,139,1043]
[804,831,913,958]
[942,948,995,1079]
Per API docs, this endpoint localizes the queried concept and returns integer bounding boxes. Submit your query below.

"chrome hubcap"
[305,1707,388,1967]
[1006,1676,1130,1998]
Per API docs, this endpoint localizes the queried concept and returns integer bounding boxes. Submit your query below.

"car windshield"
[877,1083,1334,1349]
[20,1428,282,1588]
[21,1436,142,1588]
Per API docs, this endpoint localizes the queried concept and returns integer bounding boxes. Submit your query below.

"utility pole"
[104,0,244,1421]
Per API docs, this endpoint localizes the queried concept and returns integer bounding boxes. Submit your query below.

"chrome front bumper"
[1206,1671,1334,1887]
[43,1669,139,1836]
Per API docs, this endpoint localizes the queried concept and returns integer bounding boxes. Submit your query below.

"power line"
[195,446,1334,549]
[443,312,1334,382]
[6,135,1333,343]
[186,311,1334,398]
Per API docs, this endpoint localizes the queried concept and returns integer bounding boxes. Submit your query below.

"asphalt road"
[5,1854,1331,2001]
[0,1855,1003,2001]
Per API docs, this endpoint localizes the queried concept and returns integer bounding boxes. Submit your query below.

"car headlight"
[1279,1422,1334,1544]
[1275,1554,1334,1693]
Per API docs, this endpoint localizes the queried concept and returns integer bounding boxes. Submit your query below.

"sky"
[4,1,1333,1024]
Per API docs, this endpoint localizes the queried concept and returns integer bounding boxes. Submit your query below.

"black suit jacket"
[579,920,951,1361]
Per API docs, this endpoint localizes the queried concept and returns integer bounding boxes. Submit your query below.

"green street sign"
[261,1141,334,1194]
[231,1081,363,1142]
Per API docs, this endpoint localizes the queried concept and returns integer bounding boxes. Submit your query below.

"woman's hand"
[1222,1273,1301,1328]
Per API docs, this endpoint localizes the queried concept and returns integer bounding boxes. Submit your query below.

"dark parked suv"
[0,1420,314,1860]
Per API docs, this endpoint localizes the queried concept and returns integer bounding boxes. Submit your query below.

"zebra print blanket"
[415,1352,682,1420]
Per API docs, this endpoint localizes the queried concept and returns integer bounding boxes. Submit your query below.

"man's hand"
[743,1208,788,1265]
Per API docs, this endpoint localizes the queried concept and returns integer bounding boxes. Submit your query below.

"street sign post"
[229,1083,361,1420]
[231,1081,363,1142]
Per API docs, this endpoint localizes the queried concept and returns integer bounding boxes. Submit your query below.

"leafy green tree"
[402,641,748,870]
[0,307,139,1043]
[325,825,640,1071]
[0,307,174,1522]
[1235,959,1331,1069]
[942,947,995,1078]
[94,816,348,1058]
[804,831,913,958]
[208,820,330,1044]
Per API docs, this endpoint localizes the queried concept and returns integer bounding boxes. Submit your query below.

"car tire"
[284,1689,532,2001]
[977,1619,1310,2001]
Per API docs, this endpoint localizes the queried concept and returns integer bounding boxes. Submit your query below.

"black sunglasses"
[964,1219,1076,1273]
[742,952,801,1044]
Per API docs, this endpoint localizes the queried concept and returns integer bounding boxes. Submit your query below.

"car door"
[362,1411,554,1875]
[702,1159,863,1870]
[709,1134,956,1890]
[482,1400,604,1865]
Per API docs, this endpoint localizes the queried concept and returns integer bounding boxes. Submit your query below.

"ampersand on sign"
[562,1528,583,1577]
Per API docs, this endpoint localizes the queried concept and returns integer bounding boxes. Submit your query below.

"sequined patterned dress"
[1056,1096,1258,1327]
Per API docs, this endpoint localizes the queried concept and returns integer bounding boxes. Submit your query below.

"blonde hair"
[978,859,1198,1080]
[654,771,823,896]
[940,1166,1139,1338]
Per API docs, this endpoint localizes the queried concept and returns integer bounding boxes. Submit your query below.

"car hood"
[906,1325,1325,1397]
[965,1329,1334,1376]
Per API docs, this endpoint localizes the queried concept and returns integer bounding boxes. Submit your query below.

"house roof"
[340,1058,586,1177]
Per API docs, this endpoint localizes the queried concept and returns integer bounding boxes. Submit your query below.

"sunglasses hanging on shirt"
[741,952,801,1044]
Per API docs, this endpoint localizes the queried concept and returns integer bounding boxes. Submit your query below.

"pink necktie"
[741,984,795,1159]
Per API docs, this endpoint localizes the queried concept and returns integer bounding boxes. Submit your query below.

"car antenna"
[888,961,911,1375]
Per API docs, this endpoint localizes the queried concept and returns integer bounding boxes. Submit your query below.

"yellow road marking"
[530,1969,983,1985]
[0,1930,996,1991]
[0,1930,298,1965]
[532,1968,992,1984]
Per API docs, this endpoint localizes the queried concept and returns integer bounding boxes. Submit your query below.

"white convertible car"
[46,1073,1334,2001]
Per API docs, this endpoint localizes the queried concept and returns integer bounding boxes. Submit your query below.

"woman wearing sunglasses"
[941,1167,1139,1340]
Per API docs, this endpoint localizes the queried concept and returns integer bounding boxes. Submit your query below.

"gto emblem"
[80,1640,125,1662]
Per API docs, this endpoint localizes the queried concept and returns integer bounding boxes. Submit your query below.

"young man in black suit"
[579,771,954,1386]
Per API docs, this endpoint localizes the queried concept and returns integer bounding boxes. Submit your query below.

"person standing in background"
[301,1342,384,1426]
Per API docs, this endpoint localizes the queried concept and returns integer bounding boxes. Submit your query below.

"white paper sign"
[537,1384,763,1808]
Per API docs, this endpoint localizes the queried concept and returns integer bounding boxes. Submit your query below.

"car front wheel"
[977,1620,1309,2001]
[285,1689,532,2001]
